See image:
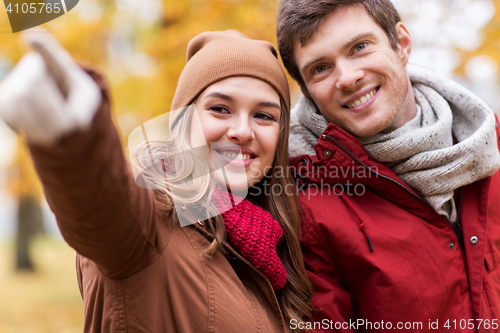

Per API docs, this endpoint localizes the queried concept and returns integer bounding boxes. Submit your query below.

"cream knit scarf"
[289,64,500,221]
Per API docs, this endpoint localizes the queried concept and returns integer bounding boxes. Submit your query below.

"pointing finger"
[22,28,72,98]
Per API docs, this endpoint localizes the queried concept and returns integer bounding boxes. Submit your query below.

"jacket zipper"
[322,134,425,202]
[322,134,458,234]
[322,134,488,316]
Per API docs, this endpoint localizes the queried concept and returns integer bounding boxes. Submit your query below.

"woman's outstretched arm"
[0,32,173,278]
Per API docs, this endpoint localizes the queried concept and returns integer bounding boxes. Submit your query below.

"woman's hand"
[0,29,102,145]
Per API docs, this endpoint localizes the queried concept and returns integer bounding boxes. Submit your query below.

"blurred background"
[0,0,498,332]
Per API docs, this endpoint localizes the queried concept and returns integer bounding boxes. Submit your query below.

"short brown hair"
[276,0,402,92]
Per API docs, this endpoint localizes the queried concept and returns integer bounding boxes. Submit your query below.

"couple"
[2,0,500,332]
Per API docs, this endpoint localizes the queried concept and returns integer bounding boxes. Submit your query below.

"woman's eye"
[354,43,367,53]
[209,106,229,114]
[255,112,275,121]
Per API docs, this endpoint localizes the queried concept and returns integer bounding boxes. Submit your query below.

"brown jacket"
[29,70,291,333]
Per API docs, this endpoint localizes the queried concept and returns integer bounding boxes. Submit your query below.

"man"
[277,0,500,331]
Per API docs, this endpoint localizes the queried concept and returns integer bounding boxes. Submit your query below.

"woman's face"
[190,76,282,191]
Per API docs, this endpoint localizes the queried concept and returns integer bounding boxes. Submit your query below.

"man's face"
[293,5,415,137]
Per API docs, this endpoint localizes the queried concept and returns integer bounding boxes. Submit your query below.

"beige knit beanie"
[171,30,290,114]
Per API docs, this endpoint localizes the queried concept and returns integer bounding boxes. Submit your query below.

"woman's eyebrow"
[205,92,279,109]
[205,92,233,101]
[257,101,281,109]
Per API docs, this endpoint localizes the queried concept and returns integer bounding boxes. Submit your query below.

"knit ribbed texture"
[211,186,287,290]
[171,30,290,113]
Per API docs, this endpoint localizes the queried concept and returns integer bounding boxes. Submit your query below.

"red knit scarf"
[211,186,287,290]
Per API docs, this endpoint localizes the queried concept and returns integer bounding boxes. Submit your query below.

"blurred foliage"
[456,0,500,75]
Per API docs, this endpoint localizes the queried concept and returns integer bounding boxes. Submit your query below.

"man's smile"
[344,87,379,109]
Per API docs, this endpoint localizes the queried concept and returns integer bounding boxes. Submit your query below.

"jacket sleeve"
[28,68,173,278]
[300,208,355,332]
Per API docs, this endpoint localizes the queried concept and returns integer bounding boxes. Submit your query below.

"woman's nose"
[227,116,255,143]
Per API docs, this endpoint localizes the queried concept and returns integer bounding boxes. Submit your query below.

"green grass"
[0,236,84,333]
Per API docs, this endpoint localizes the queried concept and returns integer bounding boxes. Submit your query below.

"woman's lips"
[214,147,256,167]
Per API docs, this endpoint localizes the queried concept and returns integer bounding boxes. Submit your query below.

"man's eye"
[354,43,367,52]
[313,65,327,74]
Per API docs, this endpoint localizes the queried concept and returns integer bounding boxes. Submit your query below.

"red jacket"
[291,122,500,333]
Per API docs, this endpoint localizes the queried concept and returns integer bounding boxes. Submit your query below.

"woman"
[0,30,312,332]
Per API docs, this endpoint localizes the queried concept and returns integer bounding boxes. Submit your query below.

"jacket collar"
[290,123,448,224]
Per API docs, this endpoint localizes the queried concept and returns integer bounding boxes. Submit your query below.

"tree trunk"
[15,195,45,271]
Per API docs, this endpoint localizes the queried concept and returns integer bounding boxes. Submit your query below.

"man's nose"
[227,116,255,143]
[335,60,364,90]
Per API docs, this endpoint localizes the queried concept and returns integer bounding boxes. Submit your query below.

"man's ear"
[396,22,412,66]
